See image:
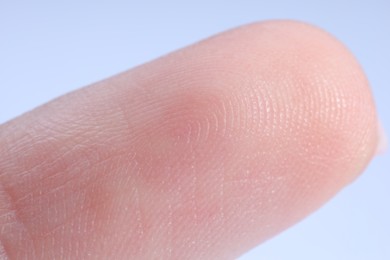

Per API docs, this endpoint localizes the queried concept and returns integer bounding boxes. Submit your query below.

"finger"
[0,20,379,259]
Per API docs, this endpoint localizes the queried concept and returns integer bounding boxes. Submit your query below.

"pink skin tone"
[0,21,383,259]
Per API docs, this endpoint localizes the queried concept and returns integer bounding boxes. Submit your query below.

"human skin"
[0,20,384,259]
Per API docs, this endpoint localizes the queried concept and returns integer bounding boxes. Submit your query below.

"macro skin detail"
[0,21,378,259]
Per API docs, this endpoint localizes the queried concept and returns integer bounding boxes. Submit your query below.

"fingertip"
[0,20,381,259]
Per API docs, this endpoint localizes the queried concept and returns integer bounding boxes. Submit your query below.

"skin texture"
[0,21,379,259]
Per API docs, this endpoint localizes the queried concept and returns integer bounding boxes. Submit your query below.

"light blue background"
[0,1,388,259]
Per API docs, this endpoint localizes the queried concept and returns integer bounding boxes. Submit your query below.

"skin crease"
[0,20,379,259]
